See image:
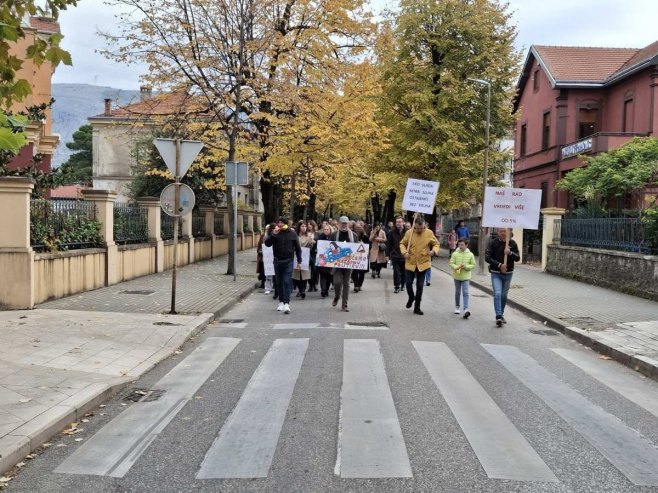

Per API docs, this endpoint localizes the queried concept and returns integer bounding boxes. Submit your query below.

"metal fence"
[161,211,182,241]
[214,214,225,235]
[114,202,148,245]
[243,215,250,232]
[30,199,101,252]
[556,217,654,254]
[192,210,206,236]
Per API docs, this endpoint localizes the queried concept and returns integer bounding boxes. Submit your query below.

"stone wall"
[546,245,658,301]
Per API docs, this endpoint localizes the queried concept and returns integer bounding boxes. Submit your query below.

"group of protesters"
[257,214,520,325]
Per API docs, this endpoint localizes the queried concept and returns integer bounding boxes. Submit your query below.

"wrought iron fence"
[214,214,225,235]
[192,210,206,236]
[30,199,102,252]
[161,211,182,241]
[114,202,148,245]
[557,217,654,254]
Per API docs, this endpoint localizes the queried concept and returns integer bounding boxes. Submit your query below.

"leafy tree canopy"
[376,0,520,210]
[557,137,658,210]
[59,123,92,184]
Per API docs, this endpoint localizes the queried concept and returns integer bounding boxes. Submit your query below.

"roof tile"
[534,45,637,83]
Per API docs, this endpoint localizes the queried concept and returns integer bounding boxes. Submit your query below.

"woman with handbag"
[369,222,388,278]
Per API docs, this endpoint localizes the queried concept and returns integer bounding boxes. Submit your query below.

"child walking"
[449,238,476,319]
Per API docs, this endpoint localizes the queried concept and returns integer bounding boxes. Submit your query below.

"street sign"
[160,183,195,217]
[154,138,204,177]
[225,161,249,185]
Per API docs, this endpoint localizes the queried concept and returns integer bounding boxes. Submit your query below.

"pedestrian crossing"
[54,336,658,487]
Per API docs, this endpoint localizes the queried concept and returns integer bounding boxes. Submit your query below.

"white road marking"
[413,341,557,482]
[54,337,241,477]
[336,339,412,478]
[196,338,309,479]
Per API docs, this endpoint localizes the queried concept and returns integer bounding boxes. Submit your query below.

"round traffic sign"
[160,183,196,217]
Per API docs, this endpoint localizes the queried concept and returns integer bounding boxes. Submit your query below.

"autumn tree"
[103,0,375,220]
[376,0,520,210]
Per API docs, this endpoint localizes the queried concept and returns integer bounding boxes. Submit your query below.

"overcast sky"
[52,0,658,90]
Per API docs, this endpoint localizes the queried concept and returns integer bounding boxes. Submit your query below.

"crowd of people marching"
[257,215,520,326]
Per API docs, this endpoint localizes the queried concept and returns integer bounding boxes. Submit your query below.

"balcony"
[560,132,648,161]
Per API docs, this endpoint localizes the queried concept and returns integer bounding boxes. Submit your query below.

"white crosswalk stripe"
[413,341,557,482]
[484,344,658,487]
[54,337,241,477]
[197,338,309,479]
[51,337,658,486]
[335,339,412,478]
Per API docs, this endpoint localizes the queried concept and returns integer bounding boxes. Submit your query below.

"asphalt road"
[7,267,658,493]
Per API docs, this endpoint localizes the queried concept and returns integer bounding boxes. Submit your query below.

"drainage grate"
[153,321,183,326]
[120,290,155,295]
[529,328,559,336]
[123,388,166,403]
[219,319,245,323]
[348,321,389,327]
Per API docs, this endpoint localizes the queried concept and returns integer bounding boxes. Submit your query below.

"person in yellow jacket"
[449,237,477,319]
[399,216,440,315]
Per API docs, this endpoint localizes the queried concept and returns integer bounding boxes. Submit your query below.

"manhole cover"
[529,329,559,336]
[120,290,155,295]
[123,388,166,403]
[348,321,389,327]
[219,319,245,323]
[153,321,183,326]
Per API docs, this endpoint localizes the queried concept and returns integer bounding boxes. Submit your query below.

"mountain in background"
[51,83,140,168]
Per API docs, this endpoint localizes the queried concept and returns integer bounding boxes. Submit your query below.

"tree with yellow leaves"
[376,0,520,212]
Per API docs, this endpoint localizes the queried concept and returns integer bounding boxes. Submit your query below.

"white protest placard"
[402,178,440,214]
[263,246,275,276]
[482,186,543,229]
[294,247,311,270]
[316,240,370,270]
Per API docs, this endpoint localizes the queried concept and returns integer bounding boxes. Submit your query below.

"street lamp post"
[467,77,491,275]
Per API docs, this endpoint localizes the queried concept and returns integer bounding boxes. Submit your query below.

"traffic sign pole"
[170,139,181,314]
[233,161,238,282]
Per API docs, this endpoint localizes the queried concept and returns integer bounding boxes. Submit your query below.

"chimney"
[140,86,153,100]
[104,98,112,116]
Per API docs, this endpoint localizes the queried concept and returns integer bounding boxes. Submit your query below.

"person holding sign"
[329,216,357,312]
[292,221,315,299]
[399,216,440,315]
[485,228,520,327]
[264,217,302,315]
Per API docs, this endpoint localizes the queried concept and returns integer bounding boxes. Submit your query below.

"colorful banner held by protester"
[316,240,370,270]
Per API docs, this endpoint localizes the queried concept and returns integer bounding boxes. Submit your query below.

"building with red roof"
[513,41,658,209]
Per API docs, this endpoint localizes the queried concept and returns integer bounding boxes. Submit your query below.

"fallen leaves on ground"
[62,422,83,435]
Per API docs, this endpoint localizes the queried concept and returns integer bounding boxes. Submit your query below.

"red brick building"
[513,41,658,209]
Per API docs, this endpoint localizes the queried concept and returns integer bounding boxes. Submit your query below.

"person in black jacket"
[484,227,520,327]
[264,217,302,314]
[386,216,408,293]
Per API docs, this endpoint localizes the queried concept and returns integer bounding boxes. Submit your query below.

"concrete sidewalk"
[433,252,658,382]
[0,249,259,475]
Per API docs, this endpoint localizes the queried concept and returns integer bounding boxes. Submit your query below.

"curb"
[0,279,257,476]
[433,262,658,383]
